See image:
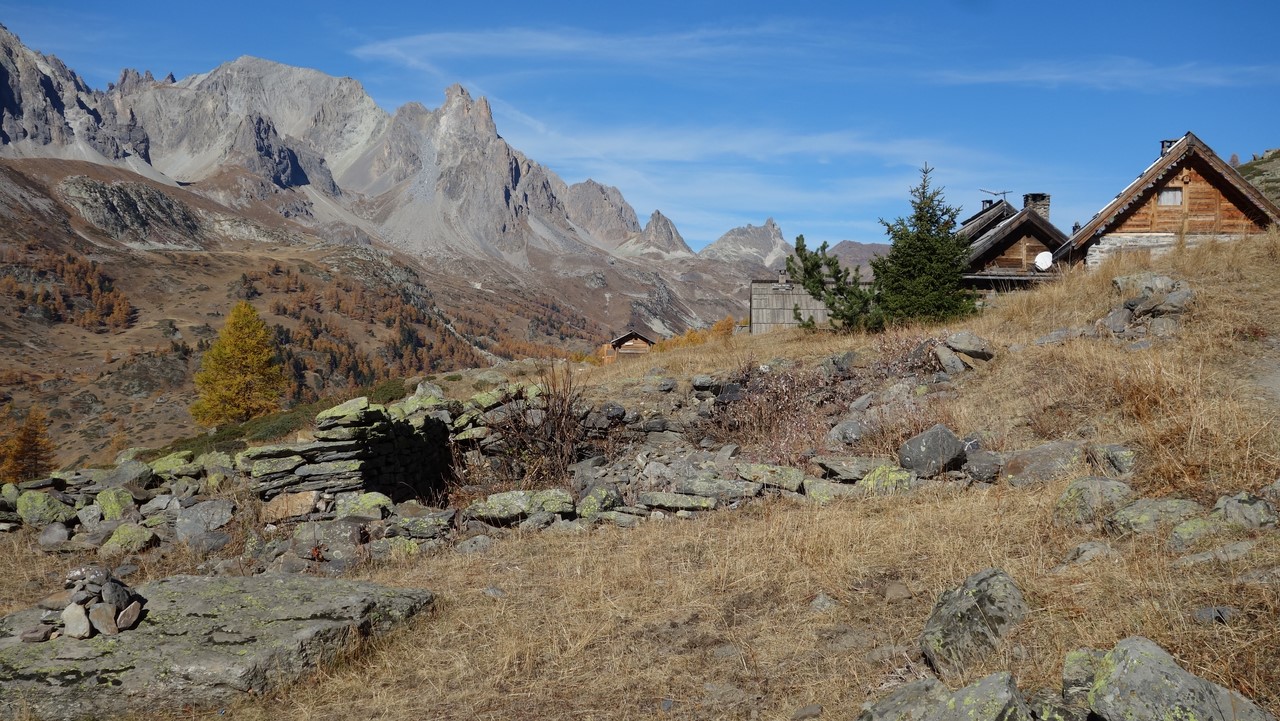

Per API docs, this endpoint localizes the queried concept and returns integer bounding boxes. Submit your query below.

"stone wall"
[1085,232,1244,268]
[235,395,452,503]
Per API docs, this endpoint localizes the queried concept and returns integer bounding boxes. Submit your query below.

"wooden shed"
[1056,132,1280,267]
[748,273,832,333]
[959,194,1069,289]
[599,330,655,364]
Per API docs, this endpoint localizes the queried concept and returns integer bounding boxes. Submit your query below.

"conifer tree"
[870,165,975,323]
[785,235,879,331]
[190,301,288,426]
[0,407,55,483]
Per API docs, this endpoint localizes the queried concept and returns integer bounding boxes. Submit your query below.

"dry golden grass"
[197,486,1280,720]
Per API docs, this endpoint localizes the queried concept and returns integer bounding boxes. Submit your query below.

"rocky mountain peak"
[699,217,793,270]
[614,210,693,259]
[563,179,642,248]
[439,84,496,138]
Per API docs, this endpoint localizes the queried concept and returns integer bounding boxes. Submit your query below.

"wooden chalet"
[599,330,656,364]
[1056,132,1280,267]
[958,193,1069,289]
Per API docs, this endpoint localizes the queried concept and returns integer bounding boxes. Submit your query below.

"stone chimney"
[1023,193,1050,221]
[1160,139,1178,156]
[777,269,788,285]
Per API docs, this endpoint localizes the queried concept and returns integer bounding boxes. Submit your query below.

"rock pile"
[1030,271,1195,349]
[19,565,143,643]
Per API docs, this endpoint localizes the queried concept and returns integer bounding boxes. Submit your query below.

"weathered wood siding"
[983,233,1052,272]
[750,281,830,333]
[617,339,651,355]
[1114,158,1266,236]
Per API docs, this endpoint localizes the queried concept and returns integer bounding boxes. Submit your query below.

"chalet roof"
[965,206,1069,268]
[1058,131,1280,259]
[957,200,1017,241]
[608,330,655,347]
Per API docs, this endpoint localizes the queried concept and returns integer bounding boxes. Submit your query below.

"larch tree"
[870,165,975,324]
[190,300,288,427]
[0,407,56,483]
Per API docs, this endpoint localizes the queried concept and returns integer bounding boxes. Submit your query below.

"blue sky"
[4,1,1279,250]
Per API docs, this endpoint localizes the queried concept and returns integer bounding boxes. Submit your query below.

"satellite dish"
[1033,251,1053,272]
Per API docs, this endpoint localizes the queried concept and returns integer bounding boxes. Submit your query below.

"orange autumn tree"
[190,301,288,426]
[0,407,56,483]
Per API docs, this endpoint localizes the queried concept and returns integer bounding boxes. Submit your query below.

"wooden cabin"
[959,193,1069,289]
[599,330,655,364]
[1056,132,1280,267]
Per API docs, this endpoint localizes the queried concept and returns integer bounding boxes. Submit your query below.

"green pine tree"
[190,301,288,426]
[870,165,975,324]
[785,235,879,332]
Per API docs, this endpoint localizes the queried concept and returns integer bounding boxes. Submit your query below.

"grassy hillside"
[6,232,1280,719]
[218,233,1280,717]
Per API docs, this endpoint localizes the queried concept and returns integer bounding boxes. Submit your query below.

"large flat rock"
[0,575,433,720]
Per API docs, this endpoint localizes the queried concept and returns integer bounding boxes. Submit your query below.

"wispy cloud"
[351,22,899,85]
[934,57,1280,91]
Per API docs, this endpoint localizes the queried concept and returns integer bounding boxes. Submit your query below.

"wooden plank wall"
[983,234,1053,272]
[1115,158,1264,235]
[750,282,830,333]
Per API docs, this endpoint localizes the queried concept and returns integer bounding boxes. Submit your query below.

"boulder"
[334,492,394,519]
[637,492,717,512]
[1053,477,1134,526]
[812,456,896,483]
[962,450,1004,483]
[262,491,320,523]
[920,568,1028,679]
[1001,442,1085,486]
[672,477,762,500]
[575,483,623,519]
[466,489,573,525]
[1105,498,1203,536]
[924,672,1031,721]
[16,491,78,527]
[1168,516,1233,552]
[96,487,136,521]
[96,460,157,489]
[175,499,235,542]
[899,424,965,477]
[933,345,966,375]
[855,677,950,721]
[945,331,995,361]
[0,575,433,720]
[1087,636,1273,721]
[99,523,158,557]
[826,417,869,445]
[859,466,914,494]
[802,479,865,505]
[736,463,805,492]
[1212,492,1277,528]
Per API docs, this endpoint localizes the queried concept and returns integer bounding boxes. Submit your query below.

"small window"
[1158,188,1183,206]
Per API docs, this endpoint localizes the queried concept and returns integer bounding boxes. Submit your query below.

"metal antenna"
[979,188,1011,202]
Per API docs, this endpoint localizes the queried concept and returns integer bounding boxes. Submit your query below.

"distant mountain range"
[0,23,823,337]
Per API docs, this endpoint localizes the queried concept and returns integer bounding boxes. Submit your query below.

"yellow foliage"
[0,407,55,483]
[190,301,289,427]
[652,315,736,353]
